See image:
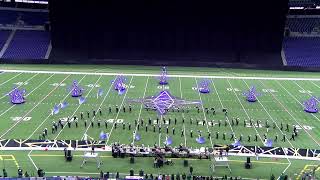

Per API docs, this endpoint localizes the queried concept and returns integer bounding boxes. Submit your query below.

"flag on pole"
[164,136,172,145]
[52,105,60,115]
[264,139,273,147]
[97,88,104,98]
[60,101,68,109]
[99,131,108,140]
[79,97,86,104]
[232,140,241,147]
[118,89,126,95]
[196,136,205,144]
[135,133,141,141]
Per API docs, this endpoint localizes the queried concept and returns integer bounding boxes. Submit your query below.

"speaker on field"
[246,157,251,163]
[244,157,252,169]
[130,156,135,164]
[184,159,188,167]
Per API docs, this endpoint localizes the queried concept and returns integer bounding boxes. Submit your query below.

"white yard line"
[178,77,187,147]
[194,78,214,148]
[0,72,22,86]
[25,75,87,141]
[53,75,103,140]
[242,80,293,178]
[226,79,264,144]
[26,69,102,168]
[2,69,320,81]
[0,73,39,100]
[81,76,117,140]
[158,117,161,147]
[277,155,292,180]
[0,75,71,139]
[105,76,134,145]
[28,150,38,170]
[310,81,320,91]
[291,81,320,123]
[0,74,54,119]
[261,80,320,147]
[211,79,237,139]
[158,84,165,147]
[309,82,320,118]
[242,80,295,149]
[278,80,320,124]
[132,76,150,144]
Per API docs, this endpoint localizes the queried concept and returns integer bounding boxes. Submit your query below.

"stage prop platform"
[80,152,102,169]
[211,156,231,173]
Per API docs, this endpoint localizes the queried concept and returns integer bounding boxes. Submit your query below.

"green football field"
[0,64,319,179]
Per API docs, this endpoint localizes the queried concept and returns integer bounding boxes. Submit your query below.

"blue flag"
[135,133,141,141]
[97,88,103,98]
[264,139,273,147]
[52,105,60,115]
[60,101,68,109]
[196,136,206,144]
[164,136,172,145]
[99,131,108,140]
[118,89,126,95]
[79,97,86,104]
[232,140,241,147]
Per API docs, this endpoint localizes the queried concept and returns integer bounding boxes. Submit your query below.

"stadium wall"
[48,0,288,66]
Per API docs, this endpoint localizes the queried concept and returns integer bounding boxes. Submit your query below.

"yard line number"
[262,89,277,93]
[11,117,32,121]
[50,83,66,87]
[299,90,313,94]
[227,88,240,92]
[157,86,169,89]
[13,82,29,86]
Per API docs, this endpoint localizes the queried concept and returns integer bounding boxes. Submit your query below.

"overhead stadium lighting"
[14,0,48,4]
[289,7,304,9]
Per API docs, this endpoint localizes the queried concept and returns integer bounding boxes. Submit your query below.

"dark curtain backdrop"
[49,0,288,65]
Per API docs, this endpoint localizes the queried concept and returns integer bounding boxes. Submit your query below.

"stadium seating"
[0,30,10,51]
[288,0,316,7]
[0,10,19,25]
[283,36,320,67]
[2,30,50,59]
[0,10,48,26]
[286,17,320,33]
[20,11,48,26]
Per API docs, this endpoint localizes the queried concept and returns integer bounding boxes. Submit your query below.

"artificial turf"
[0,64,319,179]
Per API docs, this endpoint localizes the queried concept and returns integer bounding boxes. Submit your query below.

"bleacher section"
[0,9,48,26]
[0,10,19,25]
[20,11,48,26]
[0,8,50,60]
[283,37,320,67]
[2,30,50,59]
[0,30,10,51]
[288,0,317,7]
[286,17,320,33]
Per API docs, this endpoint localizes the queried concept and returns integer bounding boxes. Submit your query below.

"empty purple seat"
[286,18,320,33]
[0,10,48,26]
[20,11,49,26]
[0,30,10,51]
[2,30,50,59]
[0,10,19,25]
[283,37,320,67]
